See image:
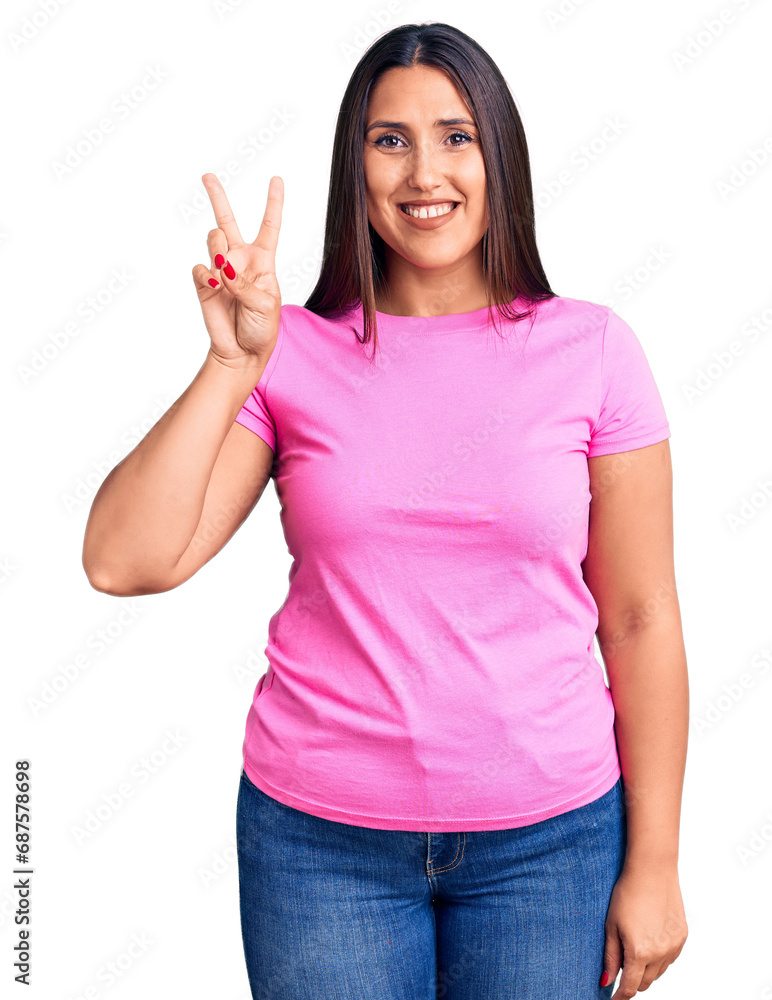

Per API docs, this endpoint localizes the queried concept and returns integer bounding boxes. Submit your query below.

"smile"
[399,201,459,218]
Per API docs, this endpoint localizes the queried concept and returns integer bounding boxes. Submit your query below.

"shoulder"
[272,303,360,372]
[279,302,357,328]
[277,302,360,343]
[535,293,611,333]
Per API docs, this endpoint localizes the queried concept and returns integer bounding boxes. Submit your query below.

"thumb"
[600,926,623,988]
[219,259,257,302]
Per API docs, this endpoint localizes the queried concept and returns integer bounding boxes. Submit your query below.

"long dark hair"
[303,21,556,356]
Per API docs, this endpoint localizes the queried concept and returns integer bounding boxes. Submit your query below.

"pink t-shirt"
[234,293,671,831]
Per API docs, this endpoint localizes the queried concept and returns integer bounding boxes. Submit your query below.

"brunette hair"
[303,21,556,356]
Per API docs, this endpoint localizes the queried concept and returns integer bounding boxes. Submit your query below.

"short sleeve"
[235,377,276,452]
[233,311,286,453]
[587,308,671,457]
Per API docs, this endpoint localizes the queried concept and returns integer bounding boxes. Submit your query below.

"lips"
[398,201,459,219]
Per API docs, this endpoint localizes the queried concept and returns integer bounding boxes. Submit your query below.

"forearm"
[83,350,265,590]
[600,609,689,869]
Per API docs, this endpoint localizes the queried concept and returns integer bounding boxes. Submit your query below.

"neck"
[374,249,489,317]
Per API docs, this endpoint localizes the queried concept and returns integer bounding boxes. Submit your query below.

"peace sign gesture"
[192,173,284,369]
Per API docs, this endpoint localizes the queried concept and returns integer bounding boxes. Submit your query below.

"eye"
[373,132,404,148]
[447,131,473,146]
[372,131,475,149]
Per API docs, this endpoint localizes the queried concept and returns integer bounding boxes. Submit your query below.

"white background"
[3,0,771,997]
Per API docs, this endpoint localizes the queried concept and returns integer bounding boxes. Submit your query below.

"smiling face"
[363,63,489,288]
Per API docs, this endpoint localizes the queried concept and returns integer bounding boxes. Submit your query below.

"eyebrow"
[365,117,476,134]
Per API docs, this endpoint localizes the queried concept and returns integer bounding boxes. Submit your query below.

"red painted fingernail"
[599,971,611,987]
[208,278,219,287]
[223,260,236,280]
[214,253,225,268]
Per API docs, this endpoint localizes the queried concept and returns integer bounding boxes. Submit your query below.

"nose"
[405,139,444,192]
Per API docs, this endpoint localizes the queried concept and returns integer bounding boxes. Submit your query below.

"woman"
[82,21,688,1000]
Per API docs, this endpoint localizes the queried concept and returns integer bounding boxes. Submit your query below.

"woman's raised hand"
[193,173,284,369]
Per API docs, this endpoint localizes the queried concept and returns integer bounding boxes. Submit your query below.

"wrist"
[622,847,680,875]
[205,347,268,380]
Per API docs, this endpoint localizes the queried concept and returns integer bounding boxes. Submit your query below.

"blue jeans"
[236,768,626,999]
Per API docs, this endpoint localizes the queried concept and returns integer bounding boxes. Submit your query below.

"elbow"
[82,556,169,597]
[82,529,163,595]
[83,563,139,596]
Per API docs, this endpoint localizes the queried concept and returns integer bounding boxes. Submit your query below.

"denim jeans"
[236,768,626,999]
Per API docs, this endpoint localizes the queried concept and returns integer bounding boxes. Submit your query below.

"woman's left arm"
[582,439,689,998]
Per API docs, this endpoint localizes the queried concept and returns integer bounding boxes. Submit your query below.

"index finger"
[201,173,245,246]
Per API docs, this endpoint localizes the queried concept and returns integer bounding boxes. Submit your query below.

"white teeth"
[400,201,456,219]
